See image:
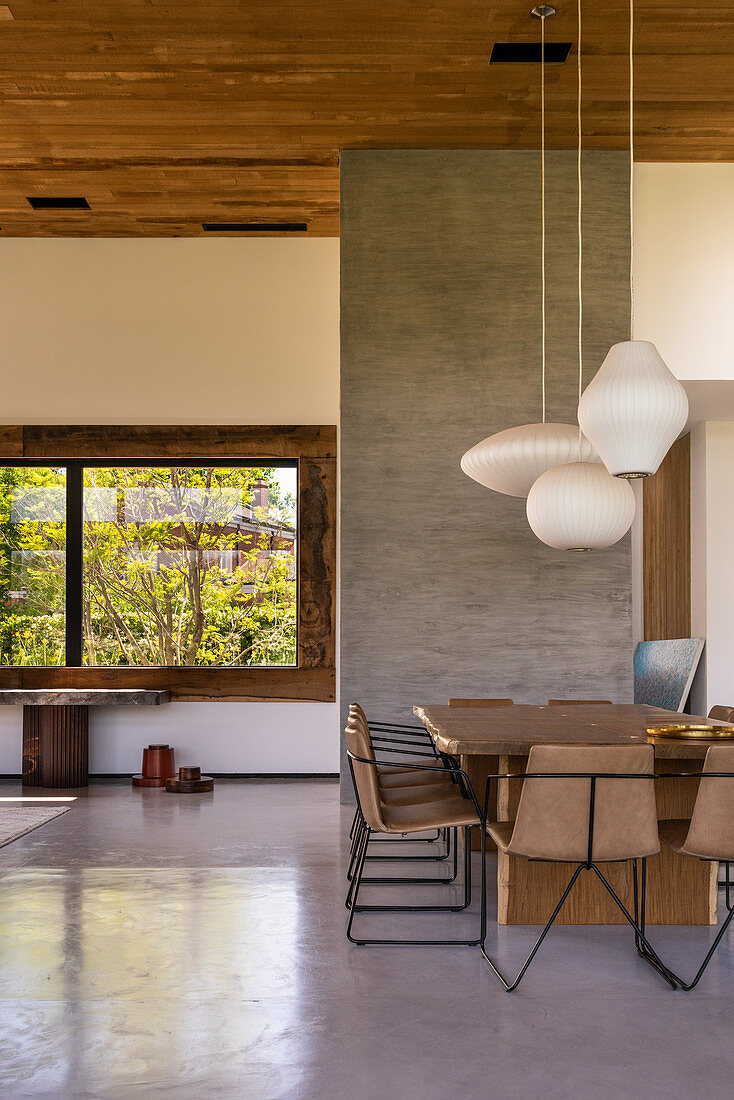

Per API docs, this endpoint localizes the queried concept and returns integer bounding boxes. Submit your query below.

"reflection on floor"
[0,779,733,1098]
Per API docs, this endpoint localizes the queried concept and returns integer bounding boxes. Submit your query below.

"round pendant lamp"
[526,0,636,551]
[576,0,688,479]
[527,461,636,551]
[577,340,689,477]
[461,422,599,498]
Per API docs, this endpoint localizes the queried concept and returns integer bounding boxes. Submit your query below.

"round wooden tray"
[646,724,734,741]
[166,775,214,793]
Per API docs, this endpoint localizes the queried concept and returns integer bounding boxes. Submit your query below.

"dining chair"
[345,716,483,946]
[649,745,734,990]
[479,744,675,991]
[448,698,514,707]
[346,703,455,861]
[345,705,461,882]
[708,705,734,723]
[547,699,613,706]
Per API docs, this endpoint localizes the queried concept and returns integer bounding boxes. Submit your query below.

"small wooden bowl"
[166,765,214,793]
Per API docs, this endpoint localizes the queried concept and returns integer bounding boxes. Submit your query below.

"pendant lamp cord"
[629,0,635,337]
[577,0,583,458]
[541,10,547,423]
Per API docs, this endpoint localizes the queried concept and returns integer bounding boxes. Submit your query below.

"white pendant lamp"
[461,423,598,498]
[526,0,636,551]
[576,0,688,479]
[577,340,688,477]
[527,461,636,550]
[460,6,595,500]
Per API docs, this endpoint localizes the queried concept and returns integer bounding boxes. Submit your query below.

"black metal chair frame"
[345,750,484,947]
[642,770,734,991]
[478,771,677,992]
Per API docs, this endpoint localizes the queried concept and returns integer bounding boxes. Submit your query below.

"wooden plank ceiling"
[0,0,732,237]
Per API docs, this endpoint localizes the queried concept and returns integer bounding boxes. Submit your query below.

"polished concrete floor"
[0,779,733,1099]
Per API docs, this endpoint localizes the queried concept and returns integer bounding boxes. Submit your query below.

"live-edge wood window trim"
[0,425,337,702]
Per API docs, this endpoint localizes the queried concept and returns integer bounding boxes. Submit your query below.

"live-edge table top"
[413,703,728,760]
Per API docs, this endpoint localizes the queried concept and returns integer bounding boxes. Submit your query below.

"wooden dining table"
[413,703,725,927]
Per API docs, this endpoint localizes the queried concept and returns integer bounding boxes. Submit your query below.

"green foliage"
[0,466,297,667]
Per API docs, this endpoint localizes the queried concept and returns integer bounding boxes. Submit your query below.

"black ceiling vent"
[202,222,308,232]
[27,196,90,210]
[490,42,572,63]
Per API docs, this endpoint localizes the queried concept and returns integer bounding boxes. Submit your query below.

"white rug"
[0,806,70,848]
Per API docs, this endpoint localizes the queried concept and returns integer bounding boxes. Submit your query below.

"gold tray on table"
[646,724,734,741]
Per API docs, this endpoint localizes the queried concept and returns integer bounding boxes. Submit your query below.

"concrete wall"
[0,238,340,775]
[340,150,634,796]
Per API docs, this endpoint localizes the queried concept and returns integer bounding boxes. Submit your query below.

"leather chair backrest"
[507,744,659,862]
[708,705,734,724]
[345,712,385,831]
[683,744,734,860]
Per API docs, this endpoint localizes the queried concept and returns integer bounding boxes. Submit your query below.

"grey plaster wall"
[340,150,633,796]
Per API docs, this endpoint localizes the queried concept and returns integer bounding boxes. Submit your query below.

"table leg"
[460,754,498,850]
[22,705,89,789]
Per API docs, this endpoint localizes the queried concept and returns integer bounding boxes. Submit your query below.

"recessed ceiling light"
[490,42,572,63]
[201,222,308,232]
[27,196,91,210]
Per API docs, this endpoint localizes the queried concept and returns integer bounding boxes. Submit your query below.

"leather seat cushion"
[380,796,480,833]
[486,821,515,852]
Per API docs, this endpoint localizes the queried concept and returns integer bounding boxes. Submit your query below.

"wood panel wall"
[642,433,692,641]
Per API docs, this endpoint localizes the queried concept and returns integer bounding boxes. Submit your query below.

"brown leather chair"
[547,699,613,706]
[346,704,464,885]
[479,744,673,991]
[652,745,734,989]
[346,702,454,865]
[708,705,734,723]
[448,698,514,707]
[345,714,482,946]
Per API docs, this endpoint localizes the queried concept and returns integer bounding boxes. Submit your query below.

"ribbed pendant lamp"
[576,0,688,478]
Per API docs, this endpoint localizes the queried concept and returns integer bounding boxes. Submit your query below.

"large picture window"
[1,464,297,668]
[0,426,335,700]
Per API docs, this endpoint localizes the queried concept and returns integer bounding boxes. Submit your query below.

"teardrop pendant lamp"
[577,0,688,478]
[526,0,636,551]
[460,5,599,500]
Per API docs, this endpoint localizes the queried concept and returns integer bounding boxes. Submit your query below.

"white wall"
[0,238,340,774]
[634,163,734,380]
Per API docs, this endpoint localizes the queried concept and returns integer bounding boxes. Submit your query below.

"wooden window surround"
[0,425,336,702]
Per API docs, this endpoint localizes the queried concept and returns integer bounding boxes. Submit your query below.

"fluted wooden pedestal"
[23,705,89,788]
